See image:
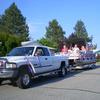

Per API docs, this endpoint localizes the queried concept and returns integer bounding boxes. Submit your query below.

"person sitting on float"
[61,44,68,55]
[81,45,86,52]
[73,44,80,55]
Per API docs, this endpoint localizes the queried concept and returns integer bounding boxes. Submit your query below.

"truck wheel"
[58,67,66,77]
[17,70,31,89]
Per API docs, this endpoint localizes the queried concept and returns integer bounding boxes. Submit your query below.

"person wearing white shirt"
[73,44,80,57]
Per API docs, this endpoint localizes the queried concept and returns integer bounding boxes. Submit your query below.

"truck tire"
[58,66,67,77]
[17,70,31,89]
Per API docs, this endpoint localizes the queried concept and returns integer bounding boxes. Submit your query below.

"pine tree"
[0,2,29,41]
[45,19,65,49]
[0,3,29,55]
[74,20,90,43]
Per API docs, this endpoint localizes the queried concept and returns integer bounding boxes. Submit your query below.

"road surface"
[0,65,100,100]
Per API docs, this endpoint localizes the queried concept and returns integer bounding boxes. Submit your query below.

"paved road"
[0,65,100,100]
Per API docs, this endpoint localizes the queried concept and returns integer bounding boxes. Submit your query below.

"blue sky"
[0,0,100,48]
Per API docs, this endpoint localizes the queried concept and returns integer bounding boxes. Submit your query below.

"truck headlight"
[6,63,17,68]
[0,61,4,66]
[0,60,6,68]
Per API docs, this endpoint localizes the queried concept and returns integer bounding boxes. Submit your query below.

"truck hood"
[0,56,26,63]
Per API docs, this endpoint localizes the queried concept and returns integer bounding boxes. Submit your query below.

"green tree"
[0,2,30,55]
[0,32,21,56]
[68,33,86,49]
[38,38,53,47]
[74,20,91,43]
[0,2,29,41]
[5,34,21,53]
[0,32,9,55]
[93,44,97,49]
[45,19,65,49]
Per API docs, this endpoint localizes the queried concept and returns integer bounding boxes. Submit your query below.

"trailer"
[55,50,96,69]
[68,50,96,69]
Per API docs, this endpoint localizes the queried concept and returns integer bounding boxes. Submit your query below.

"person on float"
[73,44,80,55]
[61,44,68,55]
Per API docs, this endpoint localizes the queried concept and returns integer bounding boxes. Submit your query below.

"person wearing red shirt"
[61,45,68,54]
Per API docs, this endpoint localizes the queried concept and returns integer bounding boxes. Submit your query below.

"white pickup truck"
[0,45,68,89]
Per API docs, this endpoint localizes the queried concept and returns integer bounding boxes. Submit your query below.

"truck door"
[34,47,53,73]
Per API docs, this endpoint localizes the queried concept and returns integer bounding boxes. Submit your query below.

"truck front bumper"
[0,68,18,78]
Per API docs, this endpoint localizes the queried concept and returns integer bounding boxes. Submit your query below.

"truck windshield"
[7,47,34,56]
